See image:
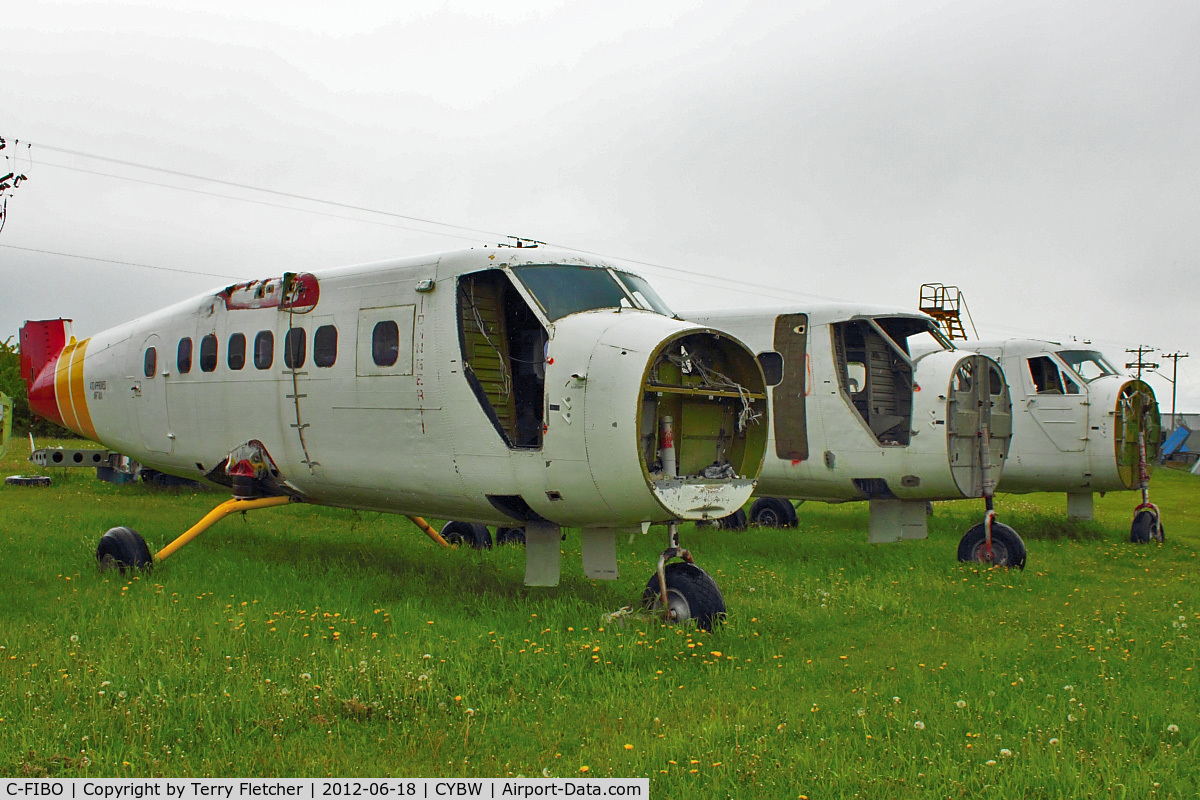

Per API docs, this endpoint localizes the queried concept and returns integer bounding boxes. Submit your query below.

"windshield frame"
[508,263,672,322]
[1055,349,1119,384]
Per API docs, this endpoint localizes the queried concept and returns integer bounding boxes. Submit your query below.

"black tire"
[96,526,153,573]
[715,508,748,531]
[641,562,727,631]
[957,522,1026,569]
[750,497,797,528]
[439,521,493,549]
[5,475,52,487]
[1130,510,1164,544]
[496,526,526,546]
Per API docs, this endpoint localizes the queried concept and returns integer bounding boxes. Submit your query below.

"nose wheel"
[957,514,1027,569]
[1130,506,1164,543]
[641,521,726,630]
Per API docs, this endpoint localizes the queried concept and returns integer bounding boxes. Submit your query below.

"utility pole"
[1160,351,1189,429]
[1125,345,1159,380]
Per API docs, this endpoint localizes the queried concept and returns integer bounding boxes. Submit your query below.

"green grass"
[1,442,1195,797]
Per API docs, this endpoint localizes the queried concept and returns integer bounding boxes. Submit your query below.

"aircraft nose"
[582,325,769,520]
[1114,379,1161,488]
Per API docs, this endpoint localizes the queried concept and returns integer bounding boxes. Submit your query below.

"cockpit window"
[511,264,666,321]
[1057,349,1118,383]
[1029,355,1080,395]
[875,316,953,357]
[615,272,674,316]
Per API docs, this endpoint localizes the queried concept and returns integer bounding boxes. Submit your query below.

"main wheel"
[438,521,493,549]
[715,508,748,531]
[957,522,1026,569]
[641,562,727,631]
[749,497,797,528]
[495,526,526,546]
[1130,510,1164,543]
[96,526,153,573]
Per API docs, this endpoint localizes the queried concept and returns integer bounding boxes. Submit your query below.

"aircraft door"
[947,355,1010,497]
[772,313,808,461]
[1025,355,1087,452]
[132,333,174,454]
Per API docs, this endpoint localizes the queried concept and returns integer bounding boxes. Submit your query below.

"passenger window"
[284,328,306,369]
[254,331,274,370]
[228,333,246,370]
[314,325,338,368]
[200,334,218,373]
[990,366,1004,396]
[756,352,784,387]
[143,347,156,378]
[177,338,192,374]
[373,321,400,367]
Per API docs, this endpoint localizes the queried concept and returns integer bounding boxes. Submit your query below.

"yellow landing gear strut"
[96,497,450,573]
[155,496,294,562]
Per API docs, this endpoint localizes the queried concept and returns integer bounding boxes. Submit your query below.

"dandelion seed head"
[1000,748,1012,758]
[913,721,925,730]
[1068,714,1076,722]
[1049,738,1059,745]
[1167,724,1180,734]
[70,635,79,643]
[301,673,312,681]
[1062,685,1073,692]
[117,691,127,699]
[956,700,967,709]
[985,760,997,766]
[892,696,901,704]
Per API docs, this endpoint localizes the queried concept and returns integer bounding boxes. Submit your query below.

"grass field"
[0,441,1195,797]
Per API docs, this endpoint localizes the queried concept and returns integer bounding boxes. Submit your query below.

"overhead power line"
[19,137,848,304]
[30,140,509,242]
[0,243,240,279]
[4,137,1183,355]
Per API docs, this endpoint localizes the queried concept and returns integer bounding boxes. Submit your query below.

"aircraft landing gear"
[749,497,799,528]
[956,509,1027,569]
[95,496,295,573]
[956,423,1026,569]
[96,526,153,573]
[1129,424,1164,544]
[641,521,726,630]
[1131,507,1164,543]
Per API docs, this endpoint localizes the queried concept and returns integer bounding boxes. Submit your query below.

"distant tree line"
[0,336,74,437]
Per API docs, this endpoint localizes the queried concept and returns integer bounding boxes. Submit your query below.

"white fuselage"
[688,305,1012,504]
[46,248,767,529]
[964,340,1158,494]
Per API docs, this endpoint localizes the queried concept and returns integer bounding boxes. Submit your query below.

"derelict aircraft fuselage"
[21,247,769,623]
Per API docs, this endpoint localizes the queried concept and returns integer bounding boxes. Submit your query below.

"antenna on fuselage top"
[499,236,545,249]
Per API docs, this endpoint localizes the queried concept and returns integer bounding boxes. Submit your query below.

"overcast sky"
[3,0,1199,412]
